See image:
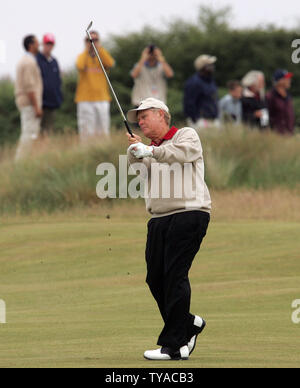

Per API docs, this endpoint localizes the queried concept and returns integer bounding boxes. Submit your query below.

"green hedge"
[1,8,300,144]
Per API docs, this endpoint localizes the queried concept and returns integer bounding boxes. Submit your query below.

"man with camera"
[131,45,174,106]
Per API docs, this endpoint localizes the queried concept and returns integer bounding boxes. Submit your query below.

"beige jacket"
[15,54,43,110]
[128,127,212,218]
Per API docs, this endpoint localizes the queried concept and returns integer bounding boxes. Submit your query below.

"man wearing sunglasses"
[75,31,115,142]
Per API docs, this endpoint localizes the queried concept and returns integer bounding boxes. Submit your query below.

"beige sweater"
[15,54,43,110]
[131,63,167,106]
[128,127,212,218]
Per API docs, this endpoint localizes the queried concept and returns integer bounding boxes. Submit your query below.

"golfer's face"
[137,110,160,138]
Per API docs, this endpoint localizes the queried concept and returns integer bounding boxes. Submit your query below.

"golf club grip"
[124,120,134,137]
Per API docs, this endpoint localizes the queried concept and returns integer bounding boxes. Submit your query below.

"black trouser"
[41,108,56,134]
[145,211,210,350]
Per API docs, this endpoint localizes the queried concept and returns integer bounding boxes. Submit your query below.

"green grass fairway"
[0,215,300,368]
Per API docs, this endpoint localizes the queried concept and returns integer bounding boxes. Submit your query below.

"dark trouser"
[145,211,210,350]
[41,108,56,134]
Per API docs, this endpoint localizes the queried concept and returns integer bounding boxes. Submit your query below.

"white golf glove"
[128,143,154,159]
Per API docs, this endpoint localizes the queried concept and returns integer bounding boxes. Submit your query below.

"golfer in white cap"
[126,98,211,361]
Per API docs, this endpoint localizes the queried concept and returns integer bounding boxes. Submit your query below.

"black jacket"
[241,89,267,128]
[37,52,63,109]
[184,73,218,121]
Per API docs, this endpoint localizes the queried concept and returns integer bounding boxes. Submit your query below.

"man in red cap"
[266,70,295,135]
[37,33,63,134]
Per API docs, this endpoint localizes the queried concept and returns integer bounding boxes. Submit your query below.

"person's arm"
[27,92,42,117]
[76,52,88,72]
[155,48,174,79]
[131,48,149,79]
[54,59,63,105]
[56,59,62,88]
[97,46,115,69]
[23,63,43,117]
[153,128,203,165]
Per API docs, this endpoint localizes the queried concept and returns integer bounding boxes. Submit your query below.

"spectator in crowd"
[266,69,295,135]
[219,80,243,125]
[15,35,43,161]
[75,30,115,142]
[37,33,63,135]
[241,71,269,129]
[184,55,219,131]
[131,45,174,106]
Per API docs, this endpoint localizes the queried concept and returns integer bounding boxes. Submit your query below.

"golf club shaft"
[86,24,134,137]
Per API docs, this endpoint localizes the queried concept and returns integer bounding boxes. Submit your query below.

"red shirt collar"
[150,126,178,146]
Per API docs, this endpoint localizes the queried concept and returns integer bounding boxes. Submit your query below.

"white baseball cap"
[127,98,170,123]
[194,55,217,71]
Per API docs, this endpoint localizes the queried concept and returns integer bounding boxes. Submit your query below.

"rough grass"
[1,188,299,224]
[0,128,299,215]
[202,126,300,189]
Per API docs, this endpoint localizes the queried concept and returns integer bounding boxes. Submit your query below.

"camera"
[148,44,156,54]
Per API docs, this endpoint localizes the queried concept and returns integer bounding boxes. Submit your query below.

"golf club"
[86,21,134,137]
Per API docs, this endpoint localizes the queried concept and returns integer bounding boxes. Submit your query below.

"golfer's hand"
[126,133,142,145]
[128,143,154,159]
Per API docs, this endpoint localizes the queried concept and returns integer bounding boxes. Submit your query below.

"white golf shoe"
[187,316,206,355]
[144,345,189,361]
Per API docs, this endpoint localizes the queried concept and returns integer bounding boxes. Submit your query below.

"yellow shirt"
[75,48,115,103]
